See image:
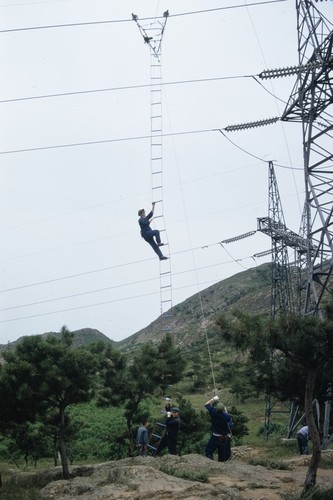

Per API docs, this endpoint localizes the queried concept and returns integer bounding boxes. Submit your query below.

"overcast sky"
[0,0,331,345]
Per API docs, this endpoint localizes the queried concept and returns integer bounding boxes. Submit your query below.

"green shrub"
[0,483,43,500]
[248,457,290,470]
[159,464,208,483]
[282,487,333,499]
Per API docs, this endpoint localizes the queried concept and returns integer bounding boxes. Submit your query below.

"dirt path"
[210,451,333,499]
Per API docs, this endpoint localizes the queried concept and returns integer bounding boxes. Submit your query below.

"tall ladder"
[132,11,173,334]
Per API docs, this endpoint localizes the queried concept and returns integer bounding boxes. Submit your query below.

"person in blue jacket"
[205,396,233,462]
[136,419,149,456]
[138,202,168,260]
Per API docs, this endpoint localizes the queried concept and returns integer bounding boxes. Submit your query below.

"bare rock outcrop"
[39,455,243,499]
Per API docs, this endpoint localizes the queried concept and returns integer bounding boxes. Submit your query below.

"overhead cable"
[0,1,287,34]
[0,75,252,105]
[0,271,262,323]
[0,237,263,294]
[0,128,215,156]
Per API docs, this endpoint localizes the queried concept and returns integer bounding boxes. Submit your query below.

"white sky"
[0,0,331,344]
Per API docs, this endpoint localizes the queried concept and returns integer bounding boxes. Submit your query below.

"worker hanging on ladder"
[138,202,168,260]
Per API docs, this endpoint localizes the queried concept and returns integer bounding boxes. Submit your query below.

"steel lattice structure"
[258,161,299,317]
[281,0,333,317]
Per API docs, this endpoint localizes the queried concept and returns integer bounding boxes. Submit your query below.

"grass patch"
[248,457,291,470]
[0,483,43,500]
[159,464,208,483]
[282,487,333,499]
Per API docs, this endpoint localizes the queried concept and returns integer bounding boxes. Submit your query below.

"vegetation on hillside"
[0,275,332,496]
[216,306,333,493]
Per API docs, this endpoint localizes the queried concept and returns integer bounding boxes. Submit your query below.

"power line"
[0,238,263,294]
[0,256,249,312]
[0,128,216,155]
[0,75,252,105]
[0,278,224,324]
[0,1,287,34]
[0,127,307,162]
[0,254,272,323]
[218,129,303,170]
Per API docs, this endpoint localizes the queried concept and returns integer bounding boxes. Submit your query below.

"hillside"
[0,263,272,355]
[0,328,115,354]
[119,262,272,352]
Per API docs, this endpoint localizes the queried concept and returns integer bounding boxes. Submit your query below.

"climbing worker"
[136,419,149,456]
[138,202,168,261]
[204,396,233,462]
[297,425,310,455]
[155,407,180,455]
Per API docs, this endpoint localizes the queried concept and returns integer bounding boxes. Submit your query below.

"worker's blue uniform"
[205,403,233,462]
[156,415,180,455]
[138,211,164,259]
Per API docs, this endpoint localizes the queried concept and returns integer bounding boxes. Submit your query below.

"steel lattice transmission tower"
[281,0,333,317]
[257,161,308,437]
[257,161,306,318]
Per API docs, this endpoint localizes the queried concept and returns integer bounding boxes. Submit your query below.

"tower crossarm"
[281,1,333,123]
[257,217,309,252]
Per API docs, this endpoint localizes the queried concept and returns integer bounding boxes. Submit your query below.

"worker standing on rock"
[204,396,233,462]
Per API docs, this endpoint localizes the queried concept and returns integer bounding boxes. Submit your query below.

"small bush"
[0,483,43,500]
[248,457,290,470]
[282,487,333,499]
[159,464,208,483]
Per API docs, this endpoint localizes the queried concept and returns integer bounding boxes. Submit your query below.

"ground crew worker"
[205,396,233,462]
[156,407,180,455]
[136,419,149,456]
[297,425,310,455]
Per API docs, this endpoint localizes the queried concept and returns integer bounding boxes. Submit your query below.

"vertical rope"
[164,96,217,394]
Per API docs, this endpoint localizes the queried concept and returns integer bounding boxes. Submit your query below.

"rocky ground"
[6,448,333,499]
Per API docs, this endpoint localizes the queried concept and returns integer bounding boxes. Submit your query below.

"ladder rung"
[147,445,158,450]
[152,433,162,439]
[156,422,166,427]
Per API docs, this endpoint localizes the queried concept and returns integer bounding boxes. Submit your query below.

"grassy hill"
[0,263,272,355]
[0,327,115,354]
[119,262,272,353]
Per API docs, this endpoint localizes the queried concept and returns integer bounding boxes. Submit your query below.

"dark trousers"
[205,434,231,462]
[144,230,163,258]
[156,434,177,455]
[137,444,147,456]
[297,433,309,455]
